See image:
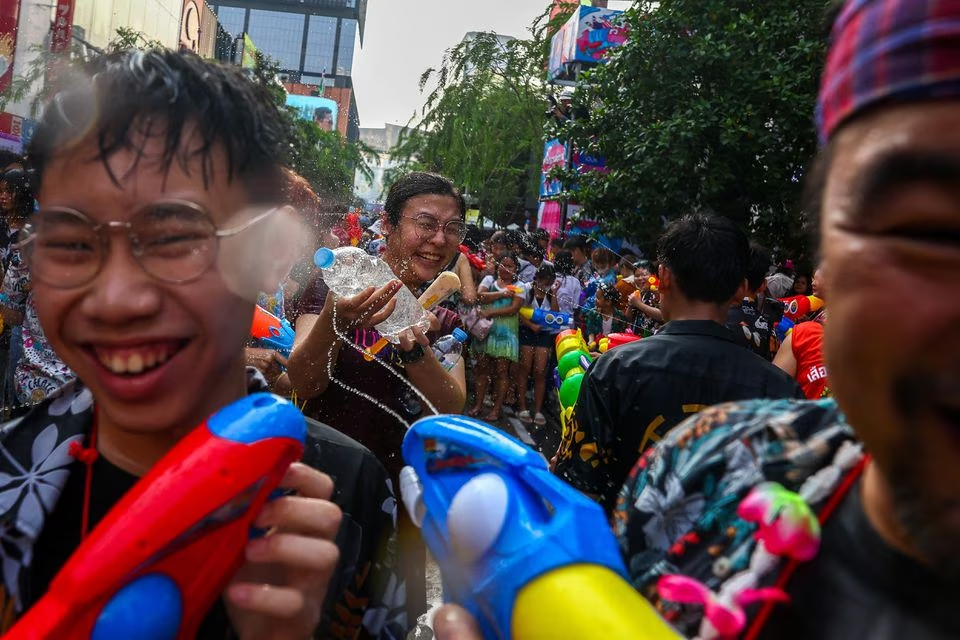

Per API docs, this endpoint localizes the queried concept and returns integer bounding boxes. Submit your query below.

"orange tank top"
[791,321,830,399]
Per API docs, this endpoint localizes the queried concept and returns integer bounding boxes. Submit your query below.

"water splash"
[327,295,439,430]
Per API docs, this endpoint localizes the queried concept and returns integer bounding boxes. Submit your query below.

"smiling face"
[821,101,960,572]
[32,134,281,452]
[496,256,517,283]
[381,193,462,288]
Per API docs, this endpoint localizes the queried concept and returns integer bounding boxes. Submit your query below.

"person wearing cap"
[435,0,960,637]
[611,0,960,637]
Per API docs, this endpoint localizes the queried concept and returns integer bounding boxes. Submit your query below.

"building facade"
[210,0,364,139]
[353,122,407,207]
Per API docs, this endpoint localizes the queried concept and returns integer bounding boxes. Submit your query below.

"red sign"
[51,0,75,54]
[0,0,19,95]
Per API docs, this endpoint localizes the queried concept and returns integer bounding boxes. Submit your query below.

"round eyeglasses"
[20,200,278,289]
[401,213,467,244]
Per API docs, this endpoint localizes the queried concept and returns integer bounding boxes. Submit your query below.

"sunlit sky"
[351,0,632,130]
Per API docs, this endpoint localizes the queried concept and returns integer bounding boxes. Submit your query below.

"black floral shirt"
[0,373,407,639]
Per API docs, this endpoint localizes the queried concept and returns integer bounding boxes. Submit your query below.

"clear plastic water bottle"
[432,328,469,370]
[314,247,431,342]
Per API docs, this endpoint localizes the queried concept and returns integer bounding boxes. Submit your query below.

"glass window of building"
[213,6,246,37]
[337,19,357,75]
[247,9,305,71]
[304,16,337,75]
[303,16,337,73]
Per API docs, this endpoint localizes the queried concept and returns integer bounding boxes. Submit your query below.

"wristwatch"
[398,343,426,365]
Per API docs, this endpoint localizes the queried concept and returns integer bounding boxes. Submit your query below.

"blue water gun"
[519,307,574,329]
[400,415,679,639]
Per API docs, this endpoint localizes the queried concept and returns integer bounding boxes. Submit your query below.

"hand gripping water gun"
[6,393,306,640]
[518,307,574,329]
[250,305,296,358]
[597,332,641,354]
[399,415,680,640]
[778,295,824,322]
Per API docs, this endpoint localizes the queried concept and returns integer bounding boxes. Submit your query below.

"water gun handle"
[401,415,680,640]
[6,394,305,640]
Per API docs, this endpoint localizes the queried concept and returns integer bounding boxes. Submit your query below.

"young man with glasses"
[0,49,408,639]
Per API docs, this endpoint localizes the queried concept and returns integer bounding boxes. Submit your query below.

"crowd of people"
[0,0,956,638]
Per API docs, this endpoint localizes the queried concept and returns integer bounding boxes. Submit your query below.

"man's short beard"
[890,461,960,581]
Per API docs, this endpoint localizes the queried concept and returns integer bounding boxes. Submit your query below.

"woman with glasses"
[286,171,468,624]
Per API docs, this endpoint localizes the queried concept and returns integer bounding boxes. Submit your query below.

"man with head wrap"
[433,0,960,638]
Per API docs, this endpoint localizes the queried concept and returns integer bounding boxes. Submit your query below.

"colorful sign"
[0,0,19,94]
[572,147,607,175]
[540,139,568,199]
[548,6,628,84]
[240,33,257,70]
[538,201,562,237]
[285,94,339,132]
[180,0,218,59]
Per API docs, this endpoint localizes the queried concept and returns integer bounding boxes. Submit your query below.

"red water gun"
[459,244,486,272]
[779,294,824,322]
[5,393,305,640]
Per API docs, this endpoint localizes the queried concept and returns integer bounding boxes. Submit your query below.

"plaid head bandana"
[817,0,960,143]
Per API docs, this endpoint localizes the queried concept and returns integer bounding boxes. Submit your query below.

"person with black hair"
[466,252,524,421]
[562,235,593,285]
[0,168,75,409]
[0,49,404,640]
[583,283,629,349]
[515,263,558,427]
[288,170,468,626]
[551,250,582,319]
[725,240,785,360]
[554,213,802,512]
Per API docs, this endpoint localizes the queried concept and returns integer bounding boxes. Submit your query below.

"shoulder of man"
[299,418,406,640]
[613,398,858,614]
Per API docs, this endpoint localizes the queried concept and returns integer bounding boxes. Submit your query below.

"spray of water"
[327,293,438,430]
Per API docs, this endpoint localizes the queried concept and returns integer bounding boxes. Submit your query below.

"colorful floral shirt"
[613,398,859,638]
[0,248,74,405]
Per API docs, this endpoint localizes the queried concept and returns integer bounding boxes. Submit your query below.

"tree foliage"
[391,23,551,227]
[252,51,372,205]
[559,0,829,256]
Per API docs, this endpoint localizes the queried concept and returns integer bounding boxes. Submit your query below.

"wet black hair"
[384,171,466,226]
[534,262,555,282]
[563,235,590,253]
[746,240,772,292]
[27,49,289,203]
[656,213,749,305]
[553,250,575,276]
[494,251,520,282]
[0,168,34,218]
[596,282,621,304]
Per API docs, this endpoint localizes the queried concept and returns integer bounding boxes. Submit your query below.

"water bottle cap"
[314,248,336,269]
[452,328,469,342]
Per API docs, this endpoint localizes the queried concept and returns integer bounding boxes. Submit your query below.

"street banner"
[540,138,568,199]
[285,94,339,132]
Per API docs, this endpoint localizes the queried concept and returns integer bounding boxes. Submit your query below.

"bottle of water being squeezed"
[431,328,469,371]
[314,247,431,343]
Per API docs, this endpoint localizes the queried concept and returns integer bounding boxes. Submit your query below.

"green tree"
[559,0,829,255]
[391,25,550,227]
[253,51,373,205]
